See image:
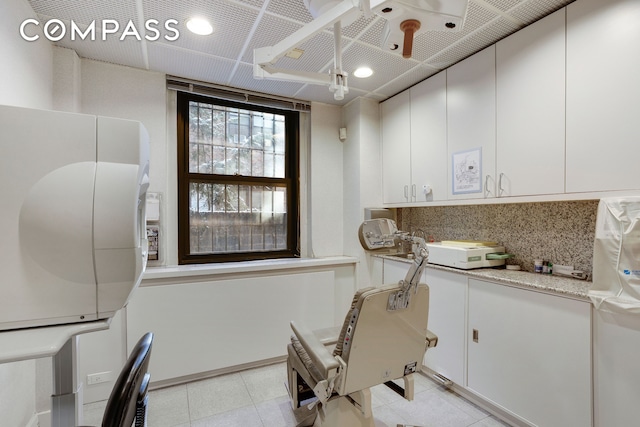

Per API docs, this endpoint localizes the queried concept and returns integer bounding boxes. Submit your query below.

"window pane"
[188,101,286,178]
[188,183,288,254]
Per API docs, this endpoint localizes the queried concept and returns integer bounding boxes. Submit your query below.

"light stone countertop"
[377,254,592,301]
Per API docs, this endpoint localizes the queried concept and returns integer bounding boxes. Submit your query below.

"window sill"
[142,256,358,283]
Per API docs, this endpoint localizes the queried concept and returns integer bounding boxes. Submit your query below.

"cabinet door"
[566,0,640,192]
[381,91,411,204]
[468,279,591,427]
[423,269,466,386]
[496,9,565,197]
[410,71,448,202]
[370,256,384,287]
[447,46,496,200]
[382,258,410,284]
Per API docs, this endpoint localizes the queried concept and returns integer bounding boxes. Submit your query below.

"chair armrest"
[313,326,341,346]
[291,321,340,377]
[426,329,438,348]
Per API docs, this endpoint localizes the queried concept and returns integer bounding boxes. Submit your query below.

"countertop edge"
[377,254,591,301]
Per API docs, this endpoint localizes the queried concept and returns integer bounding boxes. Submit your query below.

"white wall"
[309,102,345,256]
[0,0,54,425]
[81,59,167,196]
[342,98,382,288]
[0,0,52,110]
[52,46,81,112]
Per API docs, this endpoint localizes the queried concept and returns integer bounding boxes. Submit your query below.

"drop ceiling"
[28,0,575,105]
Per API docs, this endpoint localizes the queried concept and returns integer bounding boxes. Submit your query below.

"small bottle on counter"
[548,262,553,274]
[542,261,549,274]
[534,259,543,273]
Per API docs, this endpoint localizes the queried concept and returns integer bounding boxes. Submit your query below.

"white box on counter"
[426,242,507,269]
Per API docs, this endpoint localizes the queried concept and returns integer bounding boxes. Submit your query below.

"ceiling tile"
[30,0,139,27]
[240,13,304,63]
[230,62,307,99]
[148,42,237,85]
[507,0,570,25]
[266,0,313,23]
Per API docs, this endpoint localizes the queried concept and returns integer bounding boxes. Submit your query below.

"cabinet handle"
[498,173,505,197]
[412,184,416,199]
[473,329,479,343]
[484,175,492,198]
[404,185,408,200]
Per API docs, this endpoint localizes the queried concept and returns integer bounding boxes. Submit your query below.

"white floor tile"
[81,400,107,426]
[147,384,190,427]
[390,388,479,427]
[190,404,263,427]
[240,363,289,404]
[186,373,254,421]
[439,387,490,421]
[254,395,299,427]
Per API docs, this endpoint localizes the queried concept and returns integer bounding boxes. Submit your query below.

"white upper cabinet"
[447,46,497,200]
[566,0,640,193]
[410,71,448,202]
[381,91,412,204]
[496,9,566,197]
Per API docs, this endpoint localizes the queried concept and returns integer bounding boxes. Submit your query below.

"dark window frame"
[177,92,300,264]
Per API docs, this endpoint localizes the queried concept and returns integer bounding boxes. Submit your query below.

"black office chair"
[100,332,154,427]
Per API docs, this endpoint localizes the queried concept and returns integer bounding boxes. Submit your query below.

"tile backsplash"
[398,200,598,278]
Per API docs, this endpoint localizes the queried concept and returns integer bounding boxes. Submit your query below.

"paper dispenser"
[0,105,149,331]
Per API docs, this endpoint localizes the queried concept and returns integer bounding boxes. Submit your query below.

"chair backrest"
[102,332,154,427]
[334,284,430,395]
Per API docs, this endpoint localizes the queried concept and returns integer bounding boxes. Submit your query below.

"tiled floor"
[82,362,510,427]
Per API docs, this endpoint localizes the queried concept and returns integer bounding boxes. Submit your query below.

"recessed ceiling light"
[186,17,213,36]
[354,67,373,78]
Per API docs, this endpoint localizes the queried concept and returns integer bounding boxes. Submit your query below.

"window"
[177,92,300,264]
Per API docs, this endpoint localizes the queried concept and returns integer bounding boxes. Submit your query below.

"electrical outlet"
[87,371,111,385]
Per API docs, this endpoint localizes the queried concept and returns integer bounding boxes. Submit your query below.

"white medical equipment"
[0,105,149,331]
[285,219,437,426]
[254,0,469,100]
[426,241,509,269]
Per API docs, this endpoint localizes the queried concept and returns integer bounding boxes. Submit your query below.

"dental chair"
[286,219,437,427]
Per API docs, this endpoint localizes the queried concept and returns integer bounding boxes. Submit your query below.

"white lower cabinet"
[422,269,466,386]
[382,258,412,284]
[380,260,593,426]
[467,278,592,427]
